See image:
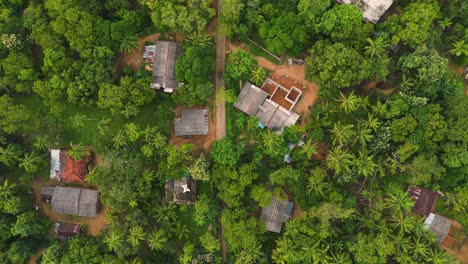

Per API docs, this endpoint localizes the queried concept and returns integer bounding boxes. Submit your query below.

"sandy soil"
[31,176,108,237]
[226,41,319,125]
[448,238,468,264]
[114,33,160,72]
[28,248,46,264]
[169,105,218,150]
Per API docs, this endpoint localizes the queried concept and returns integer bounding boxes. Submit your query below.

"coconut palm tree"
[364,37,389,58]
[150,132,166,149]
[450,40,468,57]
[400,74,416,92]
[152,202,177,227]
[68,142,87,160]
[330,121,355,146]
[128,226,145,248]
[121,105,139,119]
[18,151,42,173]
[392,233,411,254]
[386,190,415,213]
[120,36,139,54]
[410,237,429,259]
[70,113,87,128]
[425,247,451,264]
[371,101,387,118]
[0,144,21,166]
[330,250,352,264]
[358,113,381,132]
[355,125,374,148]
[273,237,298,264]
[307,168,330,196]
[284,218,301,237]
[326,147,354,176]
[300,139,318,159]
[391,211,415,234]
[438,18,452,30]
[0,179,15,201]
[262,130,282,153]
[104,230,124,252]
[147,229,168,251]
[236,240,264,264]
[301,241,331,264]
[33,136,49,152]
[250,66,267,86]
[185,31,212,47]
[112,131,128,149]
[336,91,360,114]
[354,151,376,178]
[97,118,111,136]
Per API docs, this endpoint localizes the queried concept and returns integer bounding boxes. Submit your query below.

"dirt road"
[214,1,226,140]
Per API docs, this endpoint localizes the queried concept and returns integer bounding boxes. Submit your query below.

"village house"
[336,0,394,23]
[164,177,197,205]
[174,109,209,137]
[50,149,88,183]
[40,186,99,217]
[235,74,302,131]
[261,197,294,233]
[408,186,466,251]
[144,41,182,93]
[54,222,80,241]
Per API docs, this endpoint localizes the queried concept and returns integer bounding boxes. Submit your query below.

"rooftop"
[151,41,182,93]
[408,186,438,217]
[42,186,99,217]
[165,177,197,204]
[50,150,88,183]
[337,0,393,23]
[261,198,293,233]
[174,109,209,137]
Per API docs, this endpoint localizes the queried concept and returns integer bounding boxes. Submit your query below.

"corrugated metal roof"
[174,109,209,136]
[51,187,99,218]
[261,198,292,233]
[152,41,182,91]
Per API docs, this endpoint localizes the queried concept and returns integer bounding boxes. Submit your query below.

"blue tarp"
[258,122,265,129]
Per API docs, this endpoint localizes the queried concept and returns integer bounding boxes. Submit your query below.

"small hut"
[408,186,438,217]
[261,198,294,233]
[49,149,88,183]
[54,222,80,240]
[41,186,99,217]
[424,213,466,251]
[164,177,197,205]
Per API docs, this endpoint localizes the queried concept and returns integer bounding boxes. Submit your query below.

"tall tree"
[326,147,354,175]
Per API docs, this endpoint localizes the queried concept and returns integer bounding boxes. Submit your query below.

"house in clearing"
[424,213,466,251]
[50,149,88,183]
[164,177,197,205]
[40,186,99,217]
[261,197,294,233]
[146,41,182,93]
[336,0,393,24]
[174,109,209,137]
[234,74,302,131]
[408,186,438,217]
[54,222,80,241]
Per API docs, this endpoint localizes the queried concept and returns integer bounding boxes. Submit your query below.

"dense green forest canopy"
[0,0,467,263]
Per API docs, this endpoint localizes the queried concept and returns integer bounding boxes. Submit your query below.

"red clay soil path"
[215,4,227,140]
[170,105,217,150]
[31,176,108,236]
[226,41,319,125]
[452,238,468,264]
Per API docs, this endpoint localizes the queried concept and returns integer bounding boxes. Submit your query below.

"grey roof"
[174,109,209,136]
[152,41,182,91]
[235,82,300,130]
[41,187,55,196]
[50,187,99,217]
[234,82,269,116]
[165,177,197,204]
[424,213,451,243]
[336,0,393,23]
[261,198,292,233]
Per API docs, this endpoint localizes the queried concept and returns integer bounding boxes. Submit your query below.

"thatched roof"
[165,177,197,204]
[174,109,209,136]
[50,187,99,217]
[261,198,293,233]
[408,186,438,217]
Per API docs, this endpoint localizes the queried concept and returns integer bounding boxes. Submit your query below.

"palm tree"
[299,140,318,159]
[70,113,87,128]
[326,147,354,176]
[438,18,452,30]
[0,179,15,201]
[236,240,264,264]
[18,151,42,173]
[450,40,468,56]
[147,229,168,251]
[174,222,189,240]
[307,168,330,196]
[150,132,166,149]
[273,237,298,264]
[358,113,381,132]
[355,125,374,147]
[354,151,376,178]
[0,144,21,166]
[390,211,415,235]
[336,91,360,114]
[262,130,282,153]
[371,101,387,118]
[152,202,177,227]
[386,190,415,213]
[301,241,331,264]
[185,31,212,47]
[392,233,411,253]
[250,66,267,86]
[33,136,49,152]
[104,230,124,252]
[330,121,355,146]
[112,131,128,149]
[400,74,416,92]
[284,218,301,237]
[330,250,352,264]
[410,237,429,259]
[97,118,111,136]
[68,142,87,160]
[128,226,145,248]
[120,36,139,54]
[425,247,450,264]
[121,105,139,119]
[364,37,389,58]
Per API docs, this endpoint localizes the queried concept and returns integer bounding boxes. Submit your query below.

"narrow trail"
[214,0,226,140]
